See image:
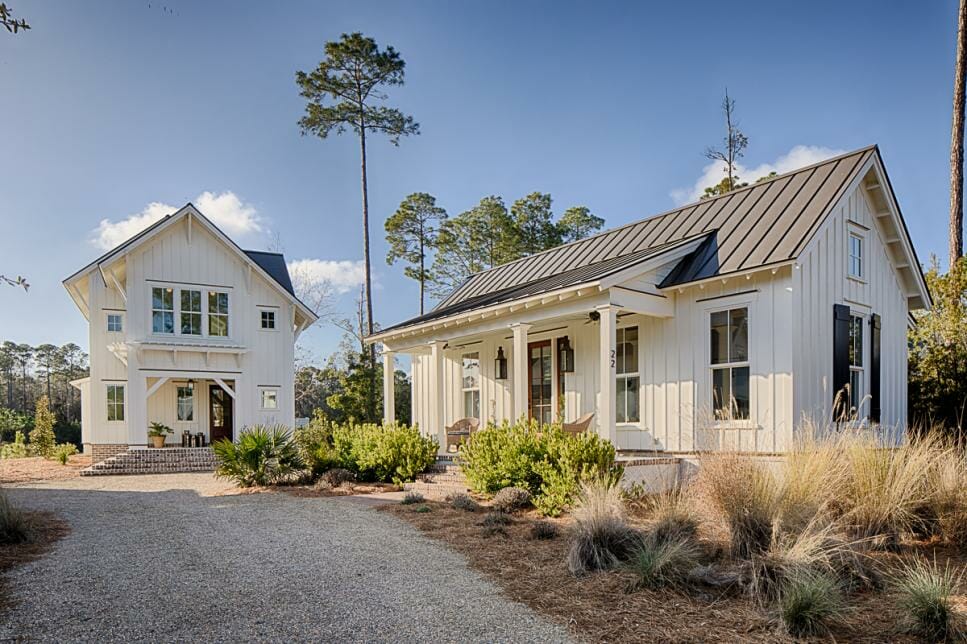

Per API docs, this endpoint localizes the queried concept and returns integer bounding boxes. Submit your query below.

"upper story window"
[615,326,639,423]
[107,313,123,333]
[848,232,864,279]
[461,352,480,419]
[710,307,750,420]
[151,287,174,334]
[260,310,276,330]
[180,290,202,335]
[106,384,125,422]
[208,292,230,337]
[848,314,864,415]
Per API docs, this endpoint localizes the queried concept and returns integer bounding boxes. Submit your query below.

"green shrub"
[0,431,29,460]
[212,425,304,487]
[0,407,31,443]
[53,422,81,449]
[28,396,56,458]
[460,419,617,516]
[294,411,339,479]
[0,491,33,545]
[492,486,532,512]
[891,556,963,641]
[778,569,846,637]
[401,491,424,505]
[332,422,437,485]
[414,505,431,513]
[53,443,78,465]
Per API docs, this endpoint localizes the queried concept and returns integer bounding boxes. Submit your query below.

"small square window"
[260,389,278,410]
[260,310,276,329]
[107,314,123,333]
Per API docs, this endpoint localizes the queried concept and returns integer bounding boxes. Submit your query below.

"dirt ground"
[0,510,70,613]
[0,455,91,484]
[382,501,967,643]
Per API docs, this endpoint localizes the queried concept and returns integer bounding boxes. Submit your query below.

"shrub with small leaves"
[415,505,431,514]
[492,486,532,512]
[401,491,424,505]
[530,520,559,540]
[28,396,56,458]
[0,431,29,460]
[54,443,78,465]
[449,493,480,512]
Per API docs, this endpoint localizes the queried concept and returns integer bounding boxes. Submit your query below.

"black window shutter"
[832,304,851,418]
[870,313,881,423]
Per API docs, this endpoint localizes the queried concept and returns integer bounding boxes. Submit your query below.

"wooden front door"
[528,340,553,426]
[209,384,233,443]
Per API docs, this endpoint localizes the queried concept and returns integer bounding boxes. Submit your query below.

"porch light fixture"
[186,378,194,393]
[559,336,575,373]
[494,347,508,380]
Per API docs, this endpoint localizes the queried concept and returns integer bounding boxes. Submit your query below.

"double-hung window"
[710,307,750,420]
[106,384,125,421]
[848,232,864,279]
[848,314,864,414]
[180,290,202,335]
[208,291,229,337]
[177,386,194,421]
[615,326,639,423]
[151,287,174,334]
[462,352,481,419]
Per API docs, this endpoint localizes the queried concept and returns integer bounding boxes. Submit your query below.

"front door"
[528,340,553,426]
[209,384,234,443]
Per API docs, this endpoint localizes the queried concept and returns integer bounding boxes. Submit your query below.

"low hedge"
[459,419,618,516]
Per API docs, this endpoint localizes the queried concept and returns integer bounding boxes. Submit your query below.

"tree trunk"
[951,0,967,264]
[359,125,377,422]
[419,233,425,316]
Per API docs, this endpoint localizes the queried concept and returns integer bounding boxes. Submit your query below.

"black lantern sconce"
[186,378,194,393]
[559,336,575,373]
[494,346,508,380]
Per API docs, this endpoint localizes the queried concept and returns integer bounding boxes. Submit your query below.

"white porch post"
[597,305,617,445]
[512,323,531,421]
[429,341,446,447]
[382,350,395,425]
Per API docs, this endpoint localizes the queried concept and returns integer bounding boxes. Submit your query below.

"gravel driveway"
[1,474,573,643]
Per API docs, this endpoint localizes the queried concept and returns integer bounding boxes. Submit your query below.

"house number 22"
[609,349,615,368]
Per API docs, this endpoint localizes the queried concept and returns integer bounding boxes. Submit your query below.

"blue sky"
[0,0,959,361]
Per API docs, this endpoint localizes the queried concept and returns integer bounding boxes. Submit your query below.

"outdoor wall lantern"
[494,346,508,380]
[186,378,194,393]
[559,336,575,373]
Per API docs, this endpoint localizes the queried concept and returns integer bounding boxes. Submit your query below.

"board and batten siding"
[792,182,908,431]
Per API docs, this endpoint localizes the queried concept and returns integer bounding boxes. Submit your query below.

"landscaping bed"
[0,504,70,613]
[0,455,91,484]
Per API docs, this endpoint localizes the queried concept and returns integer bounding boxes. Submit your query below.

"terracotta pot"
[150,435,166,449]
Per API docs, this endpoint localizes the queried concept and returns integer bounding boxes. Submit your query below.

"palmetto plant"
[212,425,304,487]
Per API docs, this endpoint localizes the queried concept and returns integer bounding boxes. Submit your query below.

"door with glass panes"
[528,340,553,426]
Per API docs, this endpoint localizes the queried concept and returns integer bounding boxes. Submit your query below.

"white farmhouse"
[64,204,318,464]
[370,146,930,455]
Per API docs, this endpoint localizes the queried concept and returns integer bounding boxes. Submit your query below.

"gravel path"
[1,474,573,643]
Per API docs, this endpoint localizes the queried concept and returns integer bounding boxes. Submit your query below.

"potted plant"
[148,422,173,448]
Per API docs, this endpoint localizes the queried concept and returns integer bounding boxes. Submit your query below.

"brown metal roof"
[436,146,874,310]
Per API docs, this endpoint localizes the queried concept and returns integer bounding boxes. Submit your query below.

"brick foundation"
[87,444,130,464]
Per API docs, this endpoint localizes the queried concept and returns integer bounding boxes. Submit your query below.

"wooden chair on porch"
[446,417,480,453]
[562,412,594,435]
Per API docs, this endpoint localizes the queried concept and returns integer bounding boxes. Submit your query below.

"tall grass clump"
[212,425,305,487]
[0,491,34,545]
[891,556,964,641]
[777,568,846,637]
[639,486,699,545]
[567,478,642,575]
[626,534,701,590]
[697,452,781,558]
[778,427,851,532]
[924,444,967,547]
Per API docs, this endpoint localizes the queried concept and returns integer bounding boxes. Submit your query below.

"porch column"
[597,304,617,445]
[511,323,531,421]
[126,351,147,446]
[429,341,446,447]
[382,350,395,426]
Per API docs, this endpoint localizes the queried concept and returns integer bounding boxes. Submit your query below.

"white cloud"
[91,191,263,250]
[287,258,367,295]
[670,145,847,206]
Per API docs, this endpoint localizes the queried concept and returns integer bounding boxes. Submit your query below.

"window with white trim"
[151,287,174,334]
[461,352,480,419]
[615,326,639,423]
[177,386,194,421]
[848,232,864,279]
[106,384,125,421]
[107,313,123,333]
[180,290,202,335]
[260,388,278,410]
[848,314,864,415]
[710,307,750,420]
[208,291,229,337]
[260,310,276,330]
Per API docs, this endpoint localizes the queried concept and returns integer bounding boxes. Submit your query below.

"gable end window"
[848,232,864,279]
[710,307,750,420]
[260,310,276,330]
[208,292,230,337]
[151,287,174,334]
[107,314,123,333]
[615,327,639,423]
[106,384,125,422]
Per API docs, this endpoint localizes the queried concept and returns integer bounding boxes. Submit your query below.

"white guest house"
[369,146,930,455]
[64,204,318,463]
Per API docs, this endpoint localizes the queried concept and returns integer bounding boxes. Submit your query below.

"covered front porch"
[136,373,238,446]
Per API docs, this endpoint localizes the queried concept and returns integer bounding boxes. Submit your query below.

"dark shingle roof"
[244,250,295,297]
